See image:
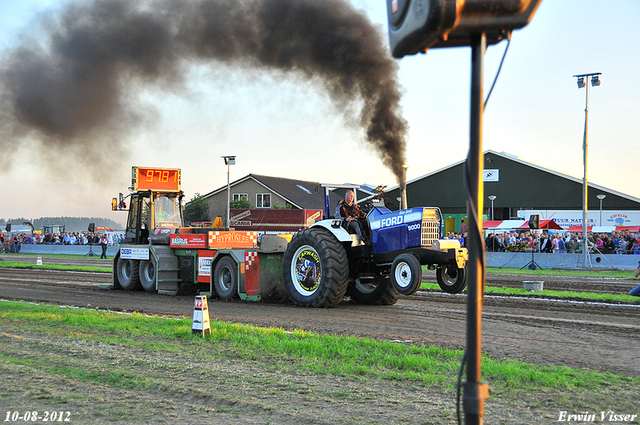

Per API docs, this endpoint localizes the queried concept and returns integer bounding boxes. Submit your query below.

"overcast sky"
[1,0,638,225]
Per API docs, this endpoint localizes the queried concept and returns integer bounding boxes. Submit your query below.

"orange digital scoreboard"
[132,167,181,191]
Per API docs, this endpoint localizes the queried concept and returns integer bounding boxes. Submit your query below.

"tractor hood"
[368,207,442,254]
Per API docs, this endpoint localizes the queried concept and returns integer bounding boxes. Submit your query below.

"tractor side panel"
[241,251,285,299]
[369,208,423,253]
[259,252,286,299]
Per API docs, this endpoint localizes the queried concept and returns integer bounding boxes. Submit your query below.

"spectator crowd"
[4,227,640,256]
[1,231,124,254]
[482,229,639,254]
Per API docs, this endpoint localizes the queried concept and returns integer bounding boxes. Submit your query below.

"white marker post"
[192,295,211,336]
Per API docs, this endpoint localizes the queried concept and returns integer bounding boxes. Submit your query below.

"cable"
[483,33,512,109]
[456,349,467,425]
[464,152,487,289]
[459,112,487,424]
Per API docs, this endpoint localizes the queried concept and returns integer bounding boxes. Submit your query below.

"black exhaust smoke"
[0,0,408,185]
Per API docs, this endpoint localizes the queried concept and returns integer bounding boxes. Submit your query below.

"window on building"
[256,193,271,208]
[233,193,248,201]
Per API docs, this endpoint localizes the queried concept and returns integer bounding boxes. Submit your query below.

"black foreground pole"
[463,33,490,425]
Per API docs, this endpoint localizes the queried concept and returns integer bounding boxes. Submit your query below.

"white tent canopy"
[591,226,616,234]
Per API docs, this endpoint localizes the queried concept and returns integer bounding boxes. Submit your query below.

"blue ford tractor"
[282,196,468,307]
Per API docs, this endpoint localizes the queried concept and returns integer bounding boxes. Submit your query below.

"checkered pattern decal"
[244,251,260,296]
[245,251,258,270]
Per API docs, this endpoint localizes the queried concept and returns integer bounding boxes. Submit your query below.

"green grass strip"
[1,300,636,395]
[419,282,639,302]
[3,254,639,277]
[486,266,635,279]
[0,261,110,272]
[0,253,105,259]
[482,285,638,301]
[0,352,156,390]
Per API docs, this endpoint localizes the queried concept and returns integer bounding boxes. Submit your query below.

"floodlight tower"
[573,72,601,268]
[597,194,606,226]
[488,195,496,221]
[221,155,236,228]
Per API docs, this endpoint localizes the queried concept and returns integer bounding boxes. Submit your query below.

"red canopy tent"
[482,220,503,229]
[567,225,593,232]
[617,226,640,233]
[517,219,563,230]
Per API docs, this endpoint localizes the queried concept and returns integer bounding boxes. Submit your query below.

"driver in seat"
[334,190,364,241]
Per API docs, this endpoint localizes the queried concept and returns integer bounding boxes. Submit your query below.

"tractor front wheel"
[436,265,467,294]
[390,253,422,295]
[391,254,422,295]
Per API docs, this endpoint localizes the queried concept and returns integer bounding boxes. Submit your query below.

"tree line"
[0,217,124,233]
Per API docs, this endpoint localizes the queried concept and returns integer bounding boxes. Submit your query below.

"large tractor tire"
[390,253,422,295]
[282,227,349,308]
[139,260,156,293]
[213,256,238,301]
[116,258,141,291]
[436,264,467,294]
[347,276,400,305]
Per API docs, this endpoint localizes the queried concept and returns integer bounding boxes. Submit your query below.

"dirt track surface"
[1,257,639,378]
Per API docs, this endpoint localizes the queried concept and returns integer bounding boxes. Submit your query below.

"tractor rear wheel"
[436,264,467,294]
[139,260,156,293]
[348,276,400,305]
[214,256,238,301]
[116,258,141,291]
[282,227,349,308]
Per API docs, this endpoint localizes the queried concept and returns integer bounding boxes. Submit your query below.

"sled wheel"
[214,256,238,301]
